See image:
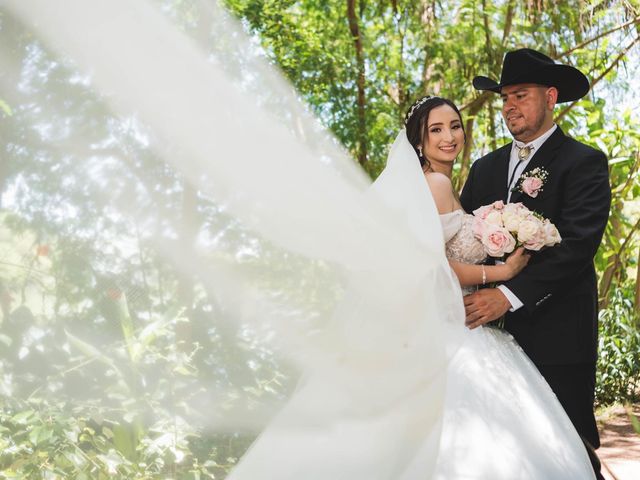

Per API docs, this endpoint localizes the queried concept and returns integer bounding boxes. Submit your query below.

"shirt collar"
[512,124,557,153]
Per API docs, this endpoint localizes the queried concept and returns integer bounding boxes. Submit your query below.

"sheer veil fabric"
[5,0,466,478]
[226,130,467,479]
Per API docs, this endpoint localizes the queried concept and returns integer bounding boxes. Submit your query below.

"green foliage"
[580,104,640,307]
[223,0,640,178]
[0,208,289,477]
[0,398,255,478]
[0,99,11,117]
[596,286,640,405]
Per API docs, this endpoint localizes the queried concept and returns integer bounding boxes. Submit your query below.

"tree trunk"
[456,115,476,192]
[488,101,497,152]
[396,3,406,120]
[347,0,368,169]
[634,246,640,317]
[454,0,515,190]
[502,0,516,45]
[456,94,490,191]
[482,0,494,68]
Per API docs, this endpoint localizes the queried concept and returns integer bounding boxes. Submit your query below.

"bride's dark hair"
[404,96,465,170]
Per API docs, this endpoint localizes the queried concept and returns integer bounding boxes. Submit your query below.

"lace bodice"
[441,210,486,264]
[440,210,487,294]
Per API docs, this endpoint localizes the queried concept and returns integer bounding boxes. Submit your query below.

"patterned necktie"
[508,145,534,191]
[517,145,533,161]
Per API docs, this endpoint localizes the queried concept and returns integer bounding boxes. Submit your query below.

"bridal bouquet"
[472,201,561,258]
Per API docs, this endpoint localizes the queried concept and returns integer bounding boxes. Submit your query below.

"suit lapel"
[509,127,566,203]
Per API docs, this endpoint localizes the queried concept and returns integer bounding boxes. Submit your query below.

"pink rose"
[481,224,516,257]
[521,177,543,198]
[543,220,562,246]
[473,204,493,220]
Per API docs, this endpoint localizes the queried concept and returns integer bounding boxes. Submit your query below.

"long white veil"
[2,1,465,477]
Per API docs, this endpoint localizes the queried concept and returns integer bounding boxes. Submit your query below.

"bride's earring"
[417,146,425,167]
[417,146,431,172]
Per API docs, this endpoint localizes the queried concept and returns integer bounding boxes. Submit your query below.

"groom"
[460,48,610,467]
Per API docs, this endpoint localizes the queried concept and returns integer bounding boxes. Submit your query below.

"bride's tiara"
[404,95,440,125]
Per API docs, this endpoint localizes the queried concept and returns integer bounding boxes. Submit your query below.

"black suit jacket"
[460,127,611,366]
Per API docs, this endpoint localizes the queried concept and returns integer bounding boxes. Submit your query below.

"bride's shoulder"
[423,172,455,214]
[423,171,452,184]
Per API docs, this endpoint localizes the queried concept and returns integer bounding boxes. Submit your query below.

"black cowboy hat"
[473,48,589,103]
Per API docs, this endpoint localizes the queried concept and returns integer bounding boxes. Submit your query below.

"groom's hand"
[464,288,511,329]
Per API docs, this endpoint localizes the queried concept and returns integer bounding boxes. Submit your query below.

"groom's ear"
[545,87,559,109]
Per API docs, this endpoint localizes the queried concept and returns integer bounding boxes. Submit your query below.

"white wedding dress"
[435,210,595,479]
[227,210,596,480]
[4,2,596,479]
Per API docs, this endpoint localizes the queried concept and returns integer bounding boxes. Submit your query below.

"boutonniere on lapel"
[511,167,549,198]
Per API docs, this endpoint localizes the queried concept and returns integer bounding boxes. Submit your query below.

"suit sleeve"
[503,150,610,313]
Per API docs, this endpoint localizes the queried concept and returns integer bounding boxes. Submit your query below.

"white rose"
[485,210,503,227]
[517,218,542,243]
[502,211,521,232]
[503,202,520,214]
[506,202,531,219]
[524,230,546,251]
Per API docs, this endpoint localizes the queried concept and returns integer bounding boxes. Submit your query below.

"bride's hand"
[504,247,530,279]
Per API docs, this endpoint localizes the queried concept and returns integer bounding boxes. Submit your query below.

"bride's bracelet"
[481,265,486,285]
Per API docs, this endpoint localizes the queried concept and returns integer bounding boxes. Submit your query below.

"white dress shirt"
[506,124,557,202]
[498,124,557,312]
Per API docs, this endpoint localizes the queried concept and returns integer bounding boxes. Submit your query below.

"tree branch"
[460,91,492,113]
[556,35,640,122]
[613,150,640,196]
[555,16,640,60]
